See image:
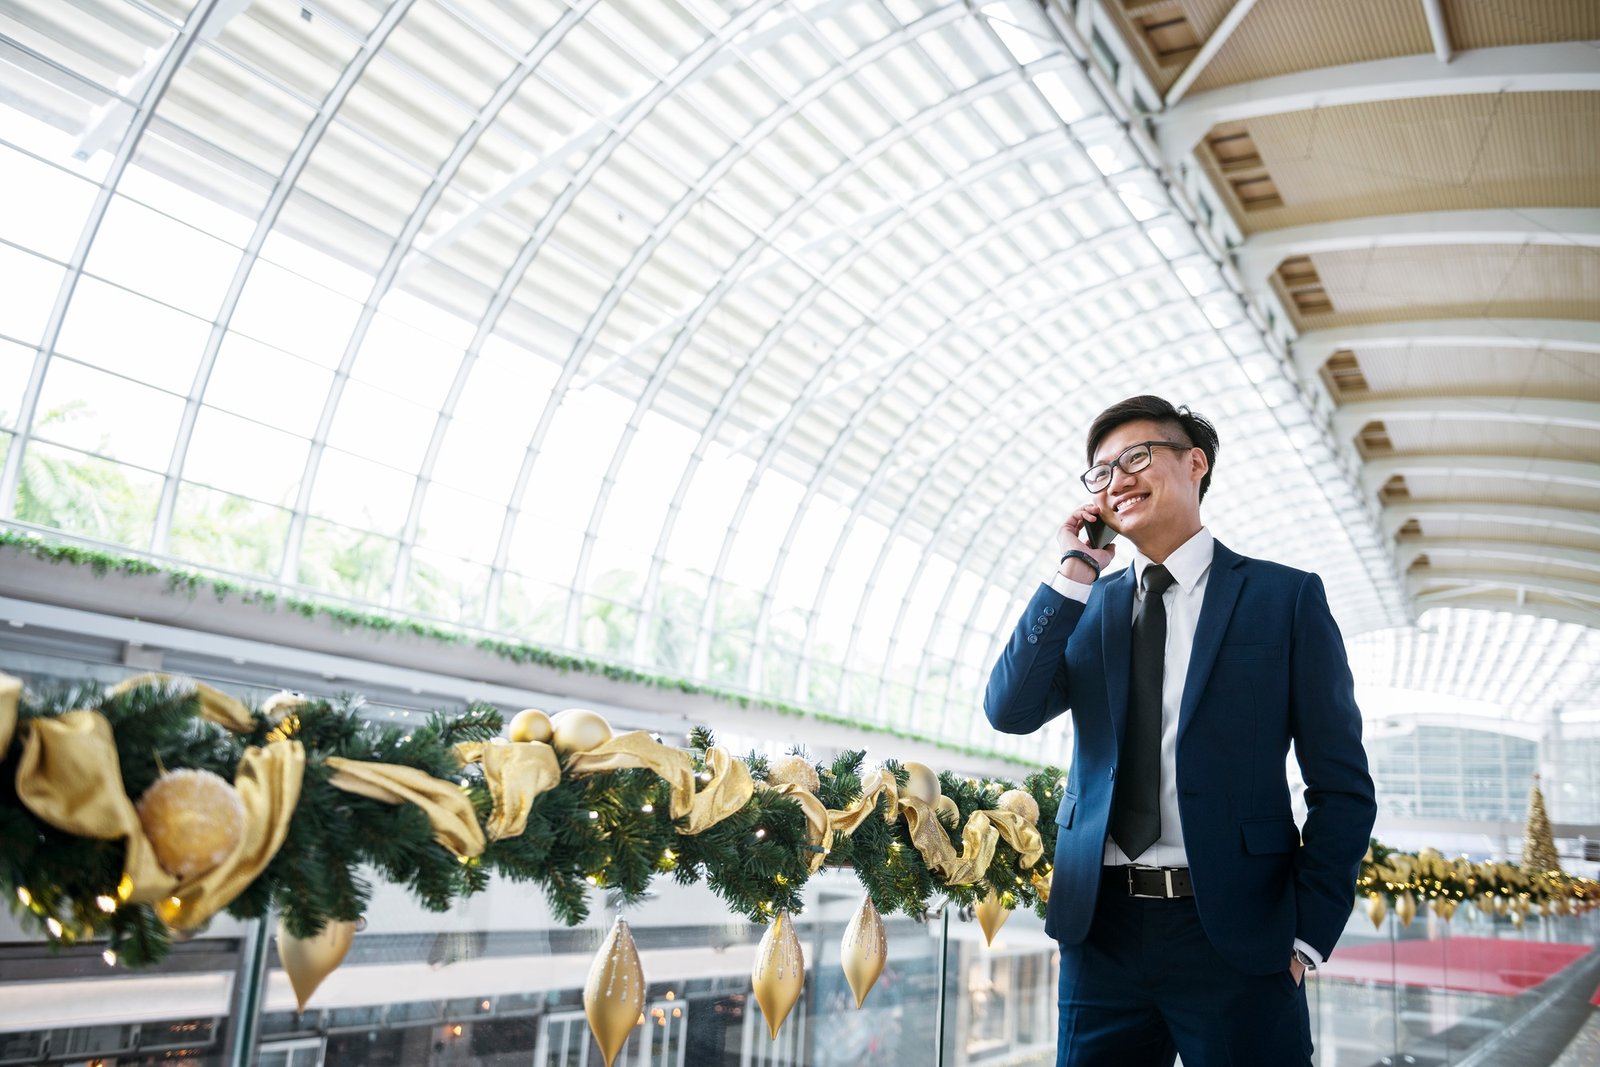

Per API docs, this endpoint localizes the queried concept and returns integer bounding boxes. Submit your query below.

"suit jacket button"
[1026,634,1038,645]
[1029,625,1043,635]
[1035,614,1048,625]
[1043,605,1055,616]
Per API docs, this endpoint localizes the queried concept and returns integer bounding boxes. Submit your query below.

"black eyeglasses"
[1080,441,1192,493]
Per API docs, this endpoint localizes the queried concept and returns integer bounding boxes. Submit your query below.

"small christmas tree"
[1521,775,1562,875]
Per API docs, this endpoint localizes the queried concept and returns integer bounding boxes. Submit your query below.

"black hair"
[1085,395,1219,502]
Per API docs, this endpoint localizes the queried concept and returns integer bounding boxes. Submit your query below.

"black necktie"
[1112,563,1175,860]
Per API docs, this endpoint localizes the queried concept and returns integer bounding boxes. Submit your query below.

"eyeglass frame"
[1080,440,1194,494]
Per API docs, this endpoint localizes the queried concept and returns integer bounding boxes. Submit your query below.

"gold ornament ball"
[584,918,645,1067]
[508,708,554,744]
[1366,892,1387,930]
[768,755,821,794]
[996,789,1040,825]
[551,708,613,755]
[975,888,1012,947]
[900,761,941,805]
[840,896,886,1008]
[752,911,805,1040]
[136,768,246,880]
[278,918,357,1012]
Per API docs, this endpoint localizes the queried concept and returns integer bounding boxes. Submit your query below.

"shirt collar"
[1132,526,1214,594]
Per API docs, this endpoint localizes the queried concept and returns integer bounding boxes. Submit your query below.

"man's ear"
[1189,448,1209,483]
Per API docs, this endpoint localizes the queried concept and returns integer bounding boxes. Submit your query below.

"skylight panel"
[54,275,207,392]
[181,407,309,505]
[32,357,182,472]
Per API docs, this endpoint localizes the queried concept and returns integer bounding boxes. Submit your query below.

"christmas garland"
[1357,838,1596,929]
[3,670,1593,982]
[0,672,1060,973]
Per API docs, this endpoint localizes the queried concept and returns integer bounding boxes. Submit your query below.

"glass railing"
[5,858,1598,1066]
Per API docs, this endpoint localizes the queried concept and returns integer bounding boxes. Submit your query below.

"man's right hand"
[1055,504,1117,582]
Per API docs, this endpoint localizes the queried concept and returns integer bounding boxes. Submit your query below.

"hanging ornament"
[551,708,613,755]
[136,769,245,880]
[1395,891,1417,928]
[900,762,941,805]
[767,755,821,794]
[508,708,554,744]
[1434,898,1458,922]
[995,789,1039,825]
[1366,892,1386,930]
[840,896,886,1008]
[584,918,645,1067]
[278,918,356,1012]
[752,911,805,1039]
[975,889,1011,947]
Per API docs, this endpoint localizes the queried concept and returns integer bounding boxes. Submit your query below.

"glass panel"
[0,140,98,260]
[13,440,160,547]
[167,482,291,577]
[0,243,65,345]
[84,193,242,318]
[31,357,183,471]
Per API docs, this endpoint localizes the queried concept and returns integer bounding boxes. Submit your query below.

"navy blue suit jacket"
[984,539,1376,975]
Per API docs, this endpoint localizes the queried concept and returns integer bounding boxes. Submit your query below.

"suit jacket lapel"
[1101,565,1135,747]
[1178,539,1245,743]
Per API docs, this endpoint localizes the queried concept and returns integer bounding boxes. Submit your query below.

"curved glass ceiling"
[0,0,1412,756]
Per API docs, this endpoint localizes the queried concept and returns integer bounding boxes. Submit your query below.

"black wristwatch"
[1293,947,1317,970]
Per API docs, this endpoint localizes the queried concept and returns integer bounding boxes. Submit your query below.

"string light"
[95,895,117,913]
[16,887,31,907]
[102,949,117,966]
[640,803,653,814]
[588,810,599,821]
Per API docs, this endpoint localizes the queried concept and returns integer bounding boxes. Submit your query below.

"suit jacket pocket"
[1240,817,1299,854]
[1216,643,1283,662]
[1056,796,1078,830]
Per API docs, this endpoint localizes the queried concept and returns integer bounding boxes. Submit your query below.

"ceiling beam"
[1235,209,1600,289]
[1410,593,1600,629]
[1396,538,1600,575]
[1361,454,1600,494]
[1163,0,1261,109]
[1421,0,1452,64]
[1334,396,1600,439]
[1407,570,1600,606]
[1291,319,1600,380]
[1382,500,1600,539]
[1155,42,1600,156]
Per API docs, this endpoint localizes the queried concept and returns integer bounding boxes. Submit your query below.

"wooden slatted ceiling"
[1442,0,1600,50]
[1382,419,1600,461]
[1108,0,1237,94]
[1188,0,1432,94]
[1199,93,1600,233]
[1401,474,1600,513]
[1282,245,1600,328]
[1407,516,1600,552]
[1351,345,1600,401]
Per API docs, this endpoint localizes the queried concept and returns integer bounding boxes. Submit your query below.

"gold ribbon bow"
[325,757,486,859]
[109,673,254,733]
[763,784,833,873]
[683,746,754,835]
[827,768,900,837]
[455,740,562,842]
[900,799,1000,886]
[15,709,180,905]
[982,808,1044,869]
[565,732,697,819]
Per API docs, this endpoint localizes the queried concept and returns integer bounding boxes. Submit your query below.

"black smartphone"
[1085,516,1117,550]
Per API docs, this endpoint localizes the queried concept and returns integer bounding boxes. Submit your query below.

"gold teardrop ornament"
[1366,892,1386,930]
[752,911,805,1039]
[278,918,356,1012]
[976,888,1011,947]
[840,896,886,1008]
[1435,898,1458,922]
[584,918,646,1067]
[1395,891,1416,928]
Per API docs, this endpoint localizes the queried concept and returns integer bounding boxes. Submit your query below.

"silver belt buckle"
[1127,865,1168,898]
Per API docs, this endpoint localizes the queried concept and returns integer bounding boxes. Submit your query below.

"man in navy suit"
[985,395,1376,1066]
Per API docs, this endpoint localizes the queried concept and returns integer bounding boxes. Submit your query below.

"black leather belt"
[1106,864,1194,898]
